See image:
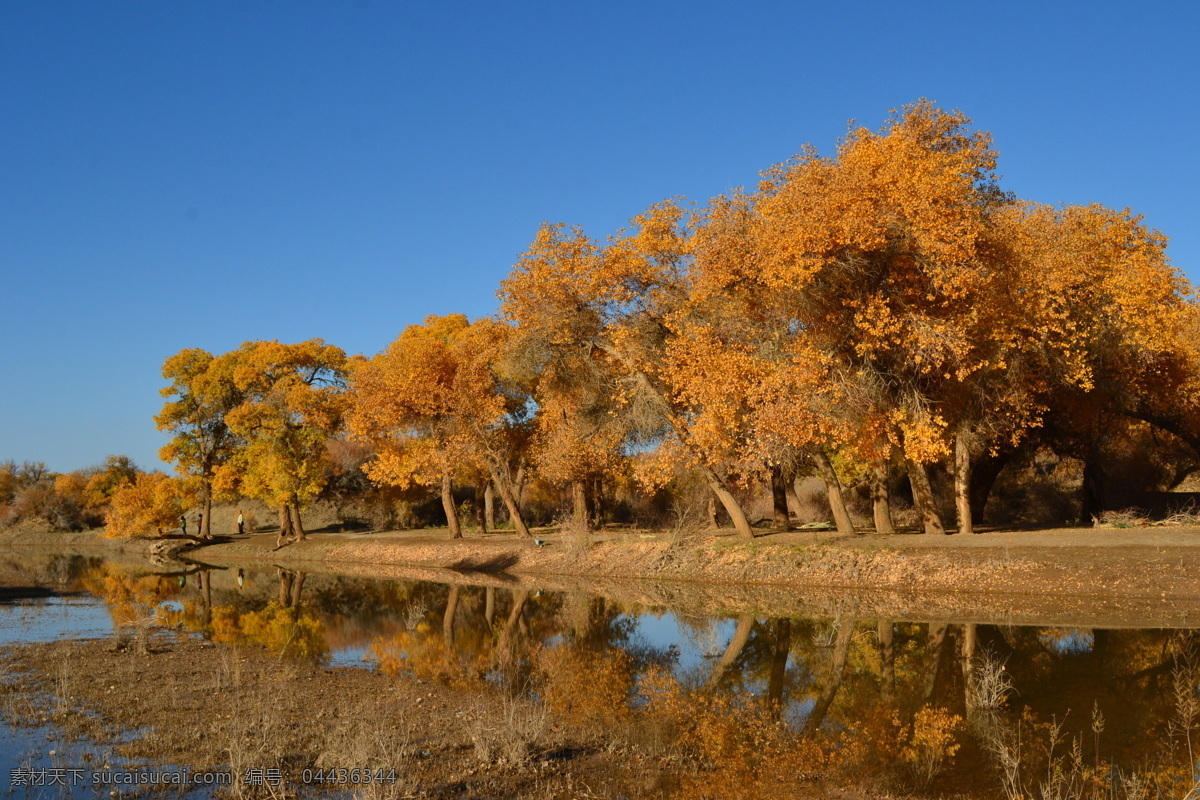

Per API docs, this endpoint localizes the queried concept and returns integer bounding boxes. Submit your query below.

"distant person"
[197,512,204,537]
[236,568,245,590]
[180,514,187,536]
[237,510,245,535]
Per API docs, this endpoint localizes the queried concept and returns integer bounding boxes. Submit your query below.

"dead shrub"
[467,694,548,766]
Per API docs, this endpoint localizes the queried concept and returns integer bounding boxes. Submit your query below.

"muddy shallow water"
[1,551,1199,799]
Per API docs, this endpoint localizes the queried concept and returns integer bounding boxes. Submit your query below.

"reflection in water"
[20,558,1200,798]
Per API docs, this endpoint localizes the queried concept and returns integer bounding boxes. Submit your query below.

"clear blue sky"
[2,1,1197,473]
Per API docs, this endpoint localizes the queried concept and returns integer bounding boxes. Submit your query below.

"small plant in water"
[901,705,963,789]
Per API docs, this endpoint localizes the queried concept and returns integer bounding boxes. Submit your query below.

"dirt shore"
[177,525,1200,626]
[0,634,695,800]
[6,523,1200,628]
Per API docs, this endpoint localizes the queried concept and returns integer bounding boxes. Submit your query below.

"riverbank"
[6,524,1200,628]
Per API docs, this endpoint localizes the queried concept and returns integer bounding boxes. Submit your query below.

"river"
[0,551,1197,799]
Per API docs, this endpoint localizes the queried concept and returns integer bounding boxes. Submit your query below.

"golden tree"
[105,472,195,538]
[501,202,762,538]
[348,314,534,537]
[212,339,351,545]
[157,349,245,538]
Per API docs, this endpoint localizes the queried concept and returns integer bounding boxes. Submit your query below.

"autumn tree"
[348,314,534,538]
[106,472,194,538]
[213,339,351,546]
[501,203,761,539]
[157,348,246,538]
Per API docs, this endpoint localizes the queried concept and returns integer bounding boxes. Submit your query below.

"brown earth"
[5,521,1200,627]
[169,524,1200,629]
[0,634,888,800]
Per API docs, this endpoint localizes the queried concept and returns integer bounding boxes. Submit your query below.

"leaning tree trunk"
[803,621,856,736]
[707,614,755,690]
[276,506,294,547]
[571,479,589,533]
[871,465,895,534]
[707,495,719,529]
[441,473,461,539]
[907,461,946,535]
[812,450,855,535]
[443,585,460,645]
[289,504,306,541]
[954,430,974,535]
[492,589,528,669]
[290,571,305,607]
[769,465,792,531]
[490,467,532,537]
[703,467,754,539]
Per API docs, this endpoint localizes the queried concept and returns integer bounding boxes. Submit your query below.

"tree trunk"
[490,467,532,537]
[289,504,306,541]
[704,469,754,539]
[476,484,487,532]
[1082,448,1106,524]
[707,494,719,529]
[441,473,461,538]
[492,589,528,669]
[878,620,895,704]
[769,465,792,532]
[513,463,527,507]
[923,622,949,704]
[571,479,589,533]
[443,585,460,645]
[871,465,894,534]
[813,450,855,535]
[907,461,945,535]
[201,488,213,539]
[484,587,495,627]
[960,623,977,706]
[277,568,294,606]
[484,482,496,531]
[954,430,974,535]
[276,506,293,548]
[591,476,604,528]
[767,618,792,710]
[707,614,754,690]
[969,450,1011,525]
[803,621,855,736]
[290,571,305,607]
[198,570,212,632]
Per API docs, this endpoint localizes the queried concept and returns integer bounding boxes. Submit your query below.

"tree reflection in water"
[71,564,1200,798]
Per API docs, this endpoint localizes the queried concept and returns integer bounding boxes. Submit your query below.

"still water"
[1,552,1198,799]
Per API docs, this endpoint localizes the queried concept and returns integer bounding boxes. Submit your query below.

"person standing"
[180,514,187,536]
[197,512,204,538]
[237,510,245,535]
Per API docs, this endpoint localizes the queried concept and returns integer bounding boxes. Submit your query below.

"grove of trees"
[6,102,1197,541]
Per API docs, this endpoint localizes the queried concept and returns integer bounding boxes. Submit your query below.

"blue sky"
[2,0,1197,473]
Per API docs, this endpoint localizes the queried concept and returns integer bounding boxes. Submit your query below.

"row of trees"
[137,102,1200,540]
[0,457,142,532]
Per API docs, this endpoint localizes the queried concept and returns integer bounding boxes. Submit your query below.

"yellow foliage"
[104,472,193,538]
[211,602,328,661]
[535,643,632,733]
[900,705,963,788]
